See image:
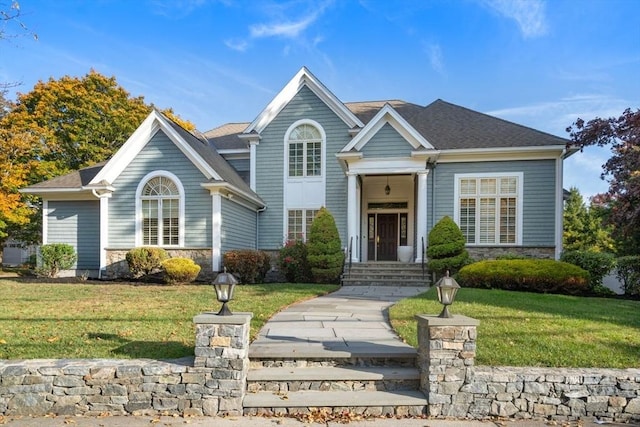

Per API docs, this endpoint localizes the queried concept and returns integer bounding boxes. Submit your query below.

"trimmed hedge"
[37,243,77,278]
[162,258,201,285]
[125,247,168,279]
[427,216,470,276]
[222,249,271,284]
[307,207,344,284]
[458,259,590,295]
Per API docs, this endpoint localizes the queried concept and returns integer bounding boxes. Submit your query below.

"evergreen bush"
[307,207,344,284]
[162,257,201,285]
[37,243,77,278]
[616,255,640,296]
[125,247,168,278]
[560,250,616,294]
[427,216,470,276]
[223,249,271,284]
[278,240,312,283]
[458,259,590,295]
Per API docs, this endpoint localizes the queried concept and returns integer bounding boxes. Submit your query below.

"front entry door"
[368,213,398,261]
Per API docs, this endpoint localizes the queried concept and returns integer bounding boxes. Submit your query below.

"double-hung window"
[287,209,319,241]
[141,176,180,246]
[455,173,522,245]
[288,124,322,177]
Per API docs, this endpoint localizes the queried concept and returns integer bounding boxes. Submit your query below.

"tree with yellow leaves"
[0,71,194,259]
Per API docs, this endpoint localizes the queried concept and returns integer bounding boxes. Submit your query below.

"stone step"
[247,366,420,393]
[243,390,427,416]
[249,344,417,363]
[341,278,427,287]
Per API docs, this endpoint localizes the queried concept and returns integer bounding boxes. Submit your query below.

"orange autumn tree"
[0,71,193,257]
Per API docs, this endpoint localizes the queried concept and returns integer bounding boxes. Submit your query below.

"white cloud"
[482,0,548,38]
[250,14,317,39]
[224,38,249,52]
[427,43,445,76]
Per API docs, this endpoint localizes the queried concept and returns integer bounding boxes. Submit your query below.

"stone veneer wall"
[104,249,214,280]
[416,315,640,423]
[0,313,250,417]
[465,246,555,261]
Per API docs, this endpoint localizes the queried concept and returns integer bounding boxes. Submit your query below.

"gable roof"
[243,67,364,135]
[342,103,435,153]
[23,110,263,206]
[204,123,250,150]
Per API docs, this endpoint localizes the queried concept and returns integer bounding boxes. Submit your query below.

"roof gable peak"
[244,67,364,135]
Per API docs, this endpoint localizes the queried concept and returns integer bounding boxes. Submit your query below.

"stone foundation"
[465,246,555,260]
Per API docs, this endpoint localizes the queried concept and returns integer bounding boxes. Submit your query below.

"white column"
[249,141,258,191]
[347,172,359,262]
[416,170,429,263]
[211,193,222,272]
[99,195,110,277]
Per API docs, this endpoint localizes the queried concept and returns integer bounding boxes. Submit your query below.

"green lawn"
[389,287,640,369]
[0,279,337,360]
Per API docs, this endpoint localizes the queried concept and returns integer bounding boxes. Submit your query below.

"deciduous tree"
[563,187,614,253]
[567,108,640,255]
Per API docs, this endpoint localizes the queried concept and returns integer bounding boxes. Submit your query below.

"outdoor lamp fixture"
[385,176,391,195]
[212,267,238,316]
[435,270,460,318]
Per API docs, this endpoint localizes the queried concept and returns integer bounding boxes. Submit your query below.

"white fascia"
[346,157,429,175]
[341,104,434,152]
[200,182,265,211]
[437,146,566,163]
[90,110,221,186]
[243,67,364,135]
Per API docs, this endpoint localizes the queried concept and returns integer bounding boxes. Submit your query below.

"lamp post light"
[435,270,460,318]
[212,268,238,316]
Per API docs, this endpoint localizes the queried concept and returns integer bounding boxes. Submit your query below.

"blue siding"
[255,86,352,249]
[221,198,257,251]
[109,130,212,248]
[428,160,557,246]
[361,123,414,158]
[47,201,100,269]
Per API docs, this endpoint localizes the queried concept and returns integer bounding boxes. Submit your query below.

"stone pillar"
[415,314,479,418]
[193,312,252,416]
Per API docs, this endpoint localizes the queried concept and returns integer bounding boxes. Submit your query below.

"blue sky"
[2,0,639,200]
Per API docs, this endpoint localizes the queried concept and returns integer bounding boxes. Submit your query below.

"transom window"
[288,124,322,177]
[141,176,180,246]
[456,174,521,245]
[287,209,319,241]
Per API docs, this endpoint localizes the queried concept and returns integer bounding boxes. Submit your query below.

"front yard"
[0,279,337,359]
[389,287,640,368]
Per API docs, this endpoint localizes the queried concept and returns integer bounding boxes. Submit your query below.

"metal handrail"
[348,236,353,277]
[421,236,426,281]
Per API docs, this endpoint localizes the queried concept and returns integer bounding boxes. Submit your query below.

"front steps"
[341,262,428,286]
[243,355,427,416]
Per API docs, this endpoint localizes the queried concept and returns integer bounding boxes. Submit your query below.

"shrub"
[616,255,640,296]
[223,249,271,284]
[37,243,77,278]
[458,259,590,295]
[125,247,168,278]
[560,250,616,293]
[307,207,344,284]
[161,257,201,285]
[278,240,312,283]
[427,216,470,276]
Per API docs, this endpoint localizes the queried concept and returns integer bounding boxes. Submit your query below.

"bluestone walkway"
[249,286,428,359]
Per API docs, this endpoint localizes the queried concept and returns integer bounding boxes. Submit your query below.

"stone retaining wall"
[0,313,251,417]
[416,314,640,423]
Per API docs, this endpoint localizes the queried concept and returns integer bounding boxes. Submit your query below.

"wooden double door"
[367,213,408,261]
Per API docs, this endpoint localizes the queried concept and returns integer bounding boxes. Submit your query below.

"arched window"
[140,175,180,246]
[288,123,322,177]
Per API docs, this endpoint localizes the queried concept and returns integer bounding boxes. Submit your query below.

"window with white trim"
[141,176,180,246]
[457,175,520,245]
[287,209,319,241]
[288,124,322,177]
